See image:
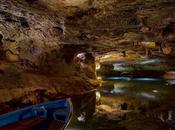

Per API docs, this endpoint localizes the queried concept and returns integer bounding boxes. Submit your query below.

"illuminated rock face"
[0,0,97,106]
[41,0,88,6]
[28,0,91,12]
[0,0,175,109]
[63,0,175,57]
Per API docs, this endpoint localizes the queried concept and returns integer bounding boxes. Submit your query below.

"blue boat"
[0,98,73,130]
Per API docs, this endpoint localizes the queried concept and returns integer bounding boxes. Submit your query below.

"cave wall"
[0,0,97,108]
[65,0,175,56]
[0,0,175,110]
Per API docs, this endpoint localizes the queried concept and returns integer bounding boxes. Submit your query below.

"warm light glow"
[97,76,102,80]
[141,42,156,48]
[96,91,101,102]
[96,62,101,70]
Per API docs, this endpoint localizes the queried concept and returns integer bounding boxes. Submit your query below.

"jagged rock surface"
[0,0,96,106]
[0,0,175,109]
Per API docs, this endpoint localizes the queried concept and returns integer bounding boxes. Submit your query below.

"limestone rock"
[5,51,19,62]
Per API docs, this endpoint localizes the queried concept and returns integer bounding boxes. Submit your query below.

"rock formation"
[0,0,175,115]
[0,0,97,109]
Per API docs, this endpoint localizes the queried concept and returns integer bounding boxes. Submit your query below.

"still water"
[67,77,173,130]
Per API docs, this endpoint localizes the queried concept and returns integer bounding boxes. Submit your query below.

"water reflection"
[68,78,173,130]
[152,90,159,93]
[111,87,124,94]
[103,77,162,82]
[77,112,86,122]
[167,80,175,85]
[102,79,168,101]
[138,92,156,100]
[110,83,125,94]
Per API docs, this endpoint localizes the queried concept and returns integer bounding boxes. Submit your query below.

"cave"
[0,0,175,130]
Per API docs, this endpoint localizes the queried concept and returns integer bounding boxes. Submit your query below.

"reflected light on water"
[105,77,161,82]
[111,83,125,94]
[77,112,86,122]
[134,78,161,81]
[167,80,175,85]
[105,77,129,80]
[111,88,124,94]
[153,90,158,93]
[113,63,126,71]
[138,58,160,64]
[139,92,156,100]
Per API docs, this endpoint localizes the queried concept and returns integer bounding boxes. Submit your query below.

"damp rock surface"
[0,0,97,108]
[0,1,175,129]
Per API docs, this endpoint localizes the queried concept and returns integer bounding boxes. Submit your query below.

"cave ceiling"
[32,0,175,56]
[1,0,175,58]
[0,0,175,106]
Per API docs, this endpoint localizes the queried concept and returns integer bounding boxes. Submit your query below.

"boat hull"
[0,99,73,130]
